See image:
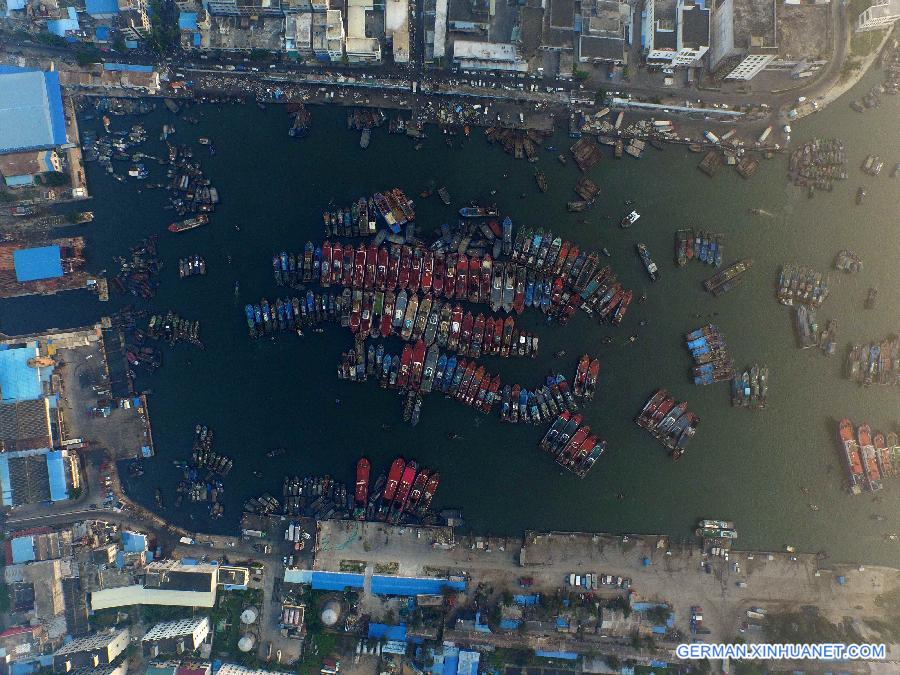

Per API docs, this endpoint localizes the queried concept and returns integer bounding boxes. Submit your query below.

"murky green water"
[3,69,899,565]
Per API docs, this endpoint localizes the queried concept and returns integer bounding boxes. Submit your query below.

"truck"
[179,536,196,545]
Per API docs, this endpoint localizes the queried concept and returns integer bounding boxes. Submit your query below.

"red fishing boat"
[433,255,445,296]
[417,472,440,514]
[448,305,463,352]
[559,425,591,463]
[482,373,501,413]
[410,339,426,388]
[359,293,373,335]
[464,365,485,405]
[409,249,422,292]
[321,241,332,286]
[554,241,570,275]
[342,245,354,287]
[352,243,366,289]
[470,314,486,357]
[381,292,395,338]
[483,317,495,356]
[562,245,580,277]
[355,457,370,506]
[444,254,456,299]
[611,289,633,326]
[422,251,434,292]
[584,359,600,400]
[392,460,418,517]
[405,467,430,512]
[364,244,378,290]
[375,246,389,290]
[387,245,400,290]
[459,312,474,355]
[397,344,413,389]
[492,316,504,354]
[468,257,481,303]
[574,354,590,397]
[455,254,468,299]
[480,255,493,302]
[381,457,405,517]
[398,245,411,290]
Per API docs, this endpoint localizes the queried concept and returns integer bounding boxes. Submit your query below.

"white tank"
[238,634,256,652]
[321,600,341,626]
[241,606,259,624]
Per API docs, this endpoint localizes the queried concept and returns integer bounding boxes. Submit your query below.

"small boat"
[620,210,640,228]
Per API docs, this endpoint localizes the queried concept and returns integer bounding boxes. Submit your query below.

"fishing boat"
[438,187,451,205]
[406,468,430,512]
[502,265,516,313]
[355,457,370,508]
[620,210,640,228]
[381,457,405,518]
[858,424,882,491]
[417,472,440,514]
[636,244,660,281]
[168,214,209,233]
[459,205,500,218]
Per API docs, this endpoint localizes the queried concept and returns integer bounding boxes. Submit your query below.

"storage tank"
[321,600,341,626]
[241,607,259,625]
[238,634,256,652]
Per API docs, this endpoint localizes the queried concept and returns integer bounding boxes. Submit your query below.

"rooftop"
[680,0,710,49]
[549,0,575,29]
[54,628,129,655]
[143,616,210,642]
[0,344,44,403]
[0,68,68,154]
[13,246,64,283]
[652,0,677,50]
[0,398,54,451]
[733,0,777,50]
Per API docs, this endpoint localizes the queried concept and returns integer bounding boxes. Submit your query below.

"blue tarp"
[47,7,79,37]
[633,602,667,612]
[514,594,539,605]
[122,531,147,552]
[86,0,119,15]
[555,617,569,628]
[367,623,407,641]
[535,651,579,660]
[0,346,43,402]
[4,175,34,187]
[193,33,202,47]
[499,619,521,630]
[0,455,12,505]
[10,536,36,563]
[13,246,63,282]
[125,40,139,49]
[179,11,198,30]
[371,575,466,596]
[442,646,459,675]
[46,450,68,501]
[95,26,110,41]
[103,63,154,72]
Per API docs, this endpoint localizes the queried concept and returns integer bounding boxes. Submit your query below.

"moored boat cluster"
[686,325,733,386]
[502,373,581,425]
[675,229,724,268]
[788,138,848,197]
[178,255,206,278]
[540,412,605,479]
[777,264,830,308]
[838,419,899,496]
[846,337,900,386]
[112,236,160,298]
[171,425,231,518]
[147,311,202,348]
[703,259,752,296]
[730,365,769,409]
[834,250,863,274]
[635,389,700,460]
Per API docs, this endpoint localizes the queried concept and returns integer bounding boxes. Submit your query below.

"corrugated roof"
[13,246,63,282]
[0,70,67,153]
[85,0,119,16]
[371,575,465,596]
[0,345,43,403]
[10,535,36,563]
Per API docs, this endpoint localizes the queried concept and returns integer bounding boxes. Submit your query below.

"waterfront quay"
[311,520,900,648]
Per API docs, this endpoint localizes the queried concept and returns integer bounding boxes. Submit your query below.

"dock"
[698,151,722,177]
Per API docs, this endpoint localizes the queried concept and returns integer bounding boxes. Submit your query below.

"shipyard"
[1,0,900,671]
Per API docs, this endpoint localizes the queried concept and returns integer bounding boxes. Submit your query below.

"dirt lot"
[314,521,900,645]
[778,3,832,61]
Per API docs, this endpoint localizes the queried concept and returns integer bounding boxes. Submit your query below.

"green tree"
[0,583,11,613]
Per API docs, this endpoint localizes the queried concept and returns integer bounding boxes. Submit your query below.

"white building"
[452,40,529,72]
[709,0,778,80]
[325,8,346,60]
[52,628,129,672]
[344,0,382,62]
[644,0,710,66]
[142,616,211,658]
[88,560,218,610]
[856,0,900,31]
[385,0,409,63]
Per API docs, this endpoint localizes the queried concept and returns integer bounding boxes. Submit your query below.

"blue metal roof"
[0,455,11,506]
[371,575,466,596]
[13,246,63,282]
[0,69,67,153]
[499,619,521,630]
[86,0,119,15]
[0,345,43,402]
[46,8,79,38]
[10,535,36,563]
[103,63,154,72]
[4,175,34,187]
[95,26,111,41]
[367,623,407,640]
[46,450,68,501]
[122,531,148,552]
[535,651,578,660]
[179,11,198,30]
[514,594,539,605]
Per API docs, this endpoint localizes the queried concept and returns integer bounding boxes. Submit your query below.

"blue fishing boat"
[273,255,283,285]
[284,298,294,323]
[518,388,529,421]
[442,356,457,392]
[245,304,256,335]
[434,354,448,385]
[314,246,322,279]
[306,290,315,315]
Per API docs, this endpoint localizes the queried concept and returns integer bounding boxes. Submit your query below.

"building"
[708,0,778,80]
[385,0,409,63]
[857,0,900,31]
[117,0,152,41]
[216,664,292,675]
[453,40,529,72]
[344,0,382,62]
[0,67,69,187]
[0,625,48,672]
[325,8,346,60]
[6,528,68,564]
[146,663,212,675]
[0,150,62,188]
[0,397,57,452]
[88,560,218,610]
[644,0,710,66]
[142,617,211,658]
[52,628,129,672]
[579,0,631,63]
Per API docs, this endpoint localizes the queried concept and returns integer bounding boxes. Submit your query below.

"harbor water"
[3,70,899,565]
